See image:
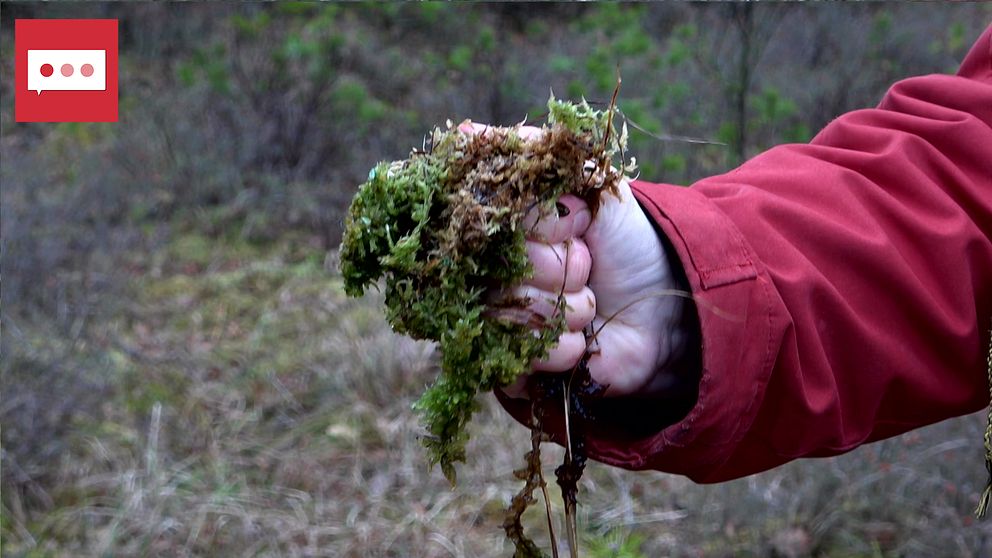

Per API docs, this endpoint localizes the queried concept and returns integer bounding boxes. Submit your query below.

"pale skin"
[460,122,690,399]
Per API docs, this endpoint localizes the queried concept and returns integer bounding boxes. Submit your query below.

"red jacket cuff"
[496,181,779,483]
[593,181,779,481]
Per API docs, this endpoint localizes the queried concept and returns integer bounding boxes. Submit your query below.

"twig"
[562,382,579,558]
[538,462,560,558]
[620,109,727,146]
[600,66,622,155]
[503,399,555,558]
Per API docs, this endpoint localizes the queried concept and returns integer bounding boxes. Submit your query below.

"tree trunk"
[733,2,754,164]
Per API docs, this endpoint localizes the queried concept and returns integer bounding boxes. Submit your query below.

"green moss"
[168,232,214,268]
[339,96,626,483]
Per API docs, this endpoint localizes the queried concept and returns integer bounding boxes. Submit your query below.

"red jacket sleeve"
[589,25,992,482]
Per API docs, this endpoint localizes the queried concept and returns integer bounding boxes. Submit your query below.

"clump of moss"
[340,96,626,483]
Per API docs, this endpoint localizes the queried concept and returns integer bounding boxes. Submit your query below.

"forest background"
[3,3,991,556]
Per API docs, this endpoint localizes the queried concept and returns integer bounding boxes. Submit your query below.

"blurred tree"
[4,3,992,556]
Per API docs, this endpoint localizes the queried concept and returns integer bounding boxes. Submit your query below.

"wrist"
[634,196,702,403]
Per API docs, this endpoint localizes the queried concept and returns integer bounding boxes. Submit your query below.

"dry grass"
[4,5,992,556]
[4,231,992,557]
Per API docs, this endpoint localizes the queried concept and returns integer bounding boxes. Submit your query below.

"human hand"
[460,122,692,398]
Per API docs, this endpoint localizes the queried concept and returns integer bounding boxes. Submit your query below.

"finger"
[457,121,546,143]
[457,120,490,136]
[532,330,587,372]
[511,284,596,332]
[522,194,592,244]
[516,125,544,141]
[525,237,590,292]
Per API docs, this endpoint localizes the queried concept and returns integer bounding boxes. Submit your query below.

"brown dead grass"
[4,233,992,557]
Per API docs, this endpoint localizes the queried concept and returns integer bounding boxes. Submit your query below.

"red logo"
[15,19,118,122]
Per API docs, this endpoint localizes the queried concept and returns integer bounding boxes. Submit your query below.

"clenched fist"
[461,122,694,400]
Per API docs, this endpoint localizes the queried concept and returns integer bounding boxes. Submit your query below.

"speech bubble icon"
[27,49,106,95]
